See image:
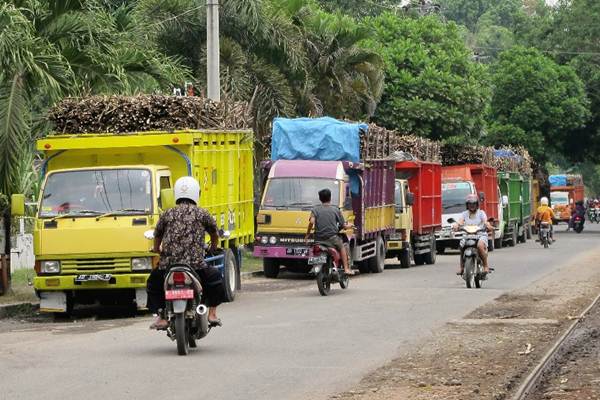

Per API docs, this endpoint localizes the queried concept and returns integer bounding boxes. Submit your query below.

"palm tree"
[299,10,385,119]
[0,0,188,200]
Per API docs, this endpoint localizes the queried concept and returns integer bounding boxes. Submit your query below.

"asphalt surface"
[1,223,599,400]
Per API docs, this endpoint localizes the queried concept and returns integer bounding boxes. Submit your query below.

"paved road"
[1,224,599,400]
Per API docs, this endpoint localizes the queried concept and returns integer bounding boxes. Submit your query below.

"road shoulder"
[331,248,600,400]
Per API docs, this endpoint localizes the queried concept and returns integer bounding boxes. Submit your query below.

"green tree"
[366,13,490,142]
[485,47,590,161]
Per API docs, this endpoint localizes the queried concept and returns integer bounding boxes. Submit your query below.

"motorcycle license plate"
[308,255,327,265]
[75,274,112,282]
[286,248,309,257]
[165,289,194,300]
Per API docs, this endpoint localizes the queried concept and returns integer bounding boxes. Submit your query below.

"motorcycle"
[595,208,600,224]
[588,208,596,223]
[573,215,584,233]
[144,229,229,356]
[450,219,488,289]
[308,235,350,296]
[538,222,551,248]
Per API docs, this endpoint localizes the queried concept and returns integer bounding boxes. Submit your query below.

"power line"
[146,4,205,29]
[472,46,600,57]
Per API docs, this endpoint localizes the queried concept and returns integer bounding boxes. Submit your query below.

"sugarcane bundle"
[361,124,441,162]
[492,146,533,176]
[441,143,495,166]
[48,95,252,134]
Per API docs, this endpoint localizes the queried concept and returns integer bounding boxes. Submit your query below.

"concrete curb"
[0,302,39,319]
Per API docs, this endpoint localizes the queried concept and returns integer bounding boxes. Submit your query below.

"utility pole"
[206,0,220,102]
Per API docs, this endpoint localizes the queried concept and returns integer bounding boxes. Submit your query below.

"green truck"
[498,172,532,247]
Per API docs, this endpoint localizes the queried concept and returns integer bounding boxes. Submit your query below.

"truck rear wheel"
[369,236,385,273]
[263,258,280,279]
[223,249,238,302]
[423,237,436,265]
[494,236,503,249]
[509,226,517,247]
[399,249,411,269]
[413,253,425,266]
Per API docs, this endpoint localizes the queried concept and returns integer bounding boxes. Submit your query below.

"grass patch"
[241,249,262,273]
[0,268,37,305]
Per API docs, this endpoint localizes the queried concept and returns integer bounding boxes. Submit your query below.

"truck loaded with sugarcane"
[10,96,255,314]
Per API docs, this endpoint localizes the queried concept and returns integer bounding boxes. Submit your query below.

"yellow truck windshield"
[39,168,152,218]
[262,178,340,209]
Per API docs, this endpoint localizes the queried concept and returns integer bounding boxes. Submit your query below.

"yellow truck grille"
[61,258,131,274]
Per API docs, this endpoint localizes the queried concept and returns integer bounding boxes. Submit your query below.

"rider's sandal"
[345,270,358,276]
[209,319,222,327]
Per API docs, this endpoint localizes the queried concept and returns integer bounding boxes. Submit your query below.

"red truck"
[437,164,500,252]
[387,160,442,268]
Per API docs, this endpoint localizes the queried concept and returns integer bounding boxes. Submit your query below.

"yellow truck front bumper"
[34,273,149,291]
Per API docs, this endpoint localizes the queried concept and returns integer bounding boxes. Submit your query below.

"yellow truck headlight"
[261,236,269,245]
[269,236,277,245]
[131,257,152,271]
[40,261,61,274]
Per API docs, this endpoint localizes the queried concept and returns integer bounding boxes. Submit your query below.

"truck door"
[157,171,172,210]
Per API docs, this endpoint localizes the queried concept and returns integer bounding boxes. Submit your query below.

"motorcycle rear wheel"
[175,313,189,356]
[316,269,331,296]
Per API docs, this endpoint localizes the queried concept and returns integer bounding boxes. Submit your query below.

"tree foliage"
[365,13,489,142]
[485,47,590,161]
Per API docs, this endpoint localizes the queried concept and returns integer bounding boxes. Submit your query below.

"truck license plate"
[286,248,309,257]
[308,255,327,265]
[75,274,112,282]
[165,289,194,300]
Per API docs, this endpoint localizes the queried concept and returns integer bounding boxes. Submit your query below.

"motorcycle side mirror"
[447,218,456,224]
[144,229,155,240]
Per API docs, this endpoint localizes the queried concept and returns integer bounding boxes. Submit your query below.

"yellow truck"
[11,130,254,313]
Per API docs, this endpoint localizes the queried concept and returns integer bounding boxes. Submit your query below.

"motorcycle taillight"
[312,246,321,256]
[173,271,186,286]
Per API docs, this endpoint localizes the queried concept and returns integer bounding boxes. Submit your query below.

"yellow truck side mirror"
[11,194,25,216]
[160,189,175,210]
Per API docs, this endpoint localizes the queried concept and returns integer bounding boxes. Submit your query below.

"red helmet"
[465,194,479,209]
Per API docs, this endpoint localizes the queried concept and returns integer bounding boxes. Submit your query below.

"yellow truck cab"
[387,179,413,267]
[13,130,254,313]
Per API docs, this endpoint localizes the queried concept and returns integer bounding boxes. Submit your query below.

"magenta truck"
[253,118,396,278]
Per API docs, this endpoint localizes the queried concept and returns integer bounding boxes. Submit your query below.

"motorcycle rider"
[305,188,355,276]
[567,200,586,231]
[454,194,494,276]
[535,197,556,242]
[147,177,225,330]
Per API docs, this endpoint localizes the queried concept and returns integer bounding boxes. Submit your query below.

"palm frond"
[0,74,30,196]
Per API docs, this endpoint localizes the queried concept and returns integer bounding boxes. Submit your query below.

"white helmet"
[541,197,549,206]
[174,176,200,205]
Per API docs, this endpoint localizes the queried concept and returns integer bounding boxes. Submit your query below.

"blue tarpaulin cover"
[549,175,567,187]
[493,149,523,162]
[271,117,367,163]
